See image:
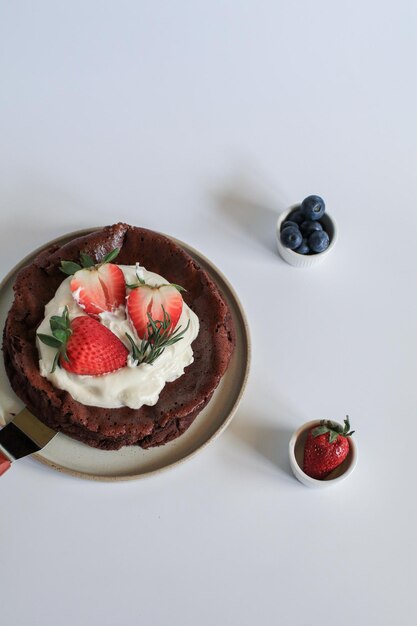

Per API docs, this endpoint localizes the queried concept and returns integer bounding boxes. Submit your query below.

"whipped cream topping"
[36,265,199,409]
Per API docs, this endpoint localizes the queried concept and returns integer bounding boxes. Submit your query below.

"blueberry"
[300,220,323,236]
[295,238,310,255]
[288,208,304,225]
[280,226,303,250]
[281,220,299,232]
[309,230,330,253]
[301,195,325,221]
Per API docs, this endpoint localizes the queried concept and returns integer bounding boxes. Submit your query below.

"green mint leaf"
[102,248,120,264]
[80,253,95,268]
[37,333,62,348]
[60,260,82,275]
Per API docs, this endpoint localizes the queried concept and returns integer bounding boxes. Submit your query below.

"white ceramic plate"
[0,229,250,481]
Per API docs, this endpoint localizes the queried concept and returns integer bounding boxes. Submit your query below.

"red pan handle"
[0,450,11,476]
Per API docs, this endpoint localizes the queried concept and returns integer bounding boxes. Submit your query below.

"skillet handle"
[0,450,11,476]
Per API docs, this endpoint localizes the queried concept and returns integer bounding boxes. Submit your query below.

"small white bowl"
[289,420,358,488]
[276,204,338,268]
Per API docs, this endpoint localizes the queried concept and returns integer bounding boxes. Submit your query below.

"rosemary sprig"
[126,307,190,366]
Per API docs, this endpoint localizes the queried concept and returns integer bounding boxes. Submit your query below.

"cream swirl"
[36,265,199,409]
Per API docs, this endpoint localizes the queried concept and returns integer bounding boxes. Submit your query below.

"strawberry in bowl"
[303,417,355,479]
[289,417,358,487]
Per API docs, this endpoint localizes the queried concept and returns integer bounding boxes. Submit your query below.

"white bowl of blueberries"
[276,195,337,268]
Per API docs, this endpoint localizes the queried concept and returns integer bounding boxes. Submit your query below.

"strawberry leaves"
[168,283,187,293]
[102,248,120,264]
[126,269,186,294]
[60,247,121,275]
[60,261,84,276]
[37,307,72,372]
[125,270,146,289]
[312,417,355,443]
[79,253,95,268]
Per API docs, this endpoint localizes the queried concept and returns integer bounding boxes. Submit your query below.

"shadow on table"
[214,188,281,255]
[212,168,288,255]
[228,416,294,479]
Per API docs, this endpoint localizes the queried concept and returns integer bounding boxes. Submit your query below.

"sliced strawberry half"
[38,309,129,376]
[70,264,126,317]
[127,284,184,339]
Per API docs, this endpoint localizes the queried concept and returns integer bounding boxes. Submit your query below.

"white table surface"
[1,2,416,625]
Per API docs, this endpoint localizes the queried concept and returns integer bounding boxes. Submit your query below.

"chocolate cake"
[3,224,235,449]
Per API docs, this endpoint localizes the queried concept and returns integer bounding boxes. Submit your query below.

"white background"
[1,1,417,625]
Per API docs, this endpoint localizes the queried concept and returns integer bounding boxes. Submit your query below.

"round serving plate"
[0,228,250,481]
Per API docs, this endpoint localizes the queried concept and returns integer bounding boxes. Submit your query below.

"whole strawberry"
[37,307,128,376]
[303,417,355,479]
